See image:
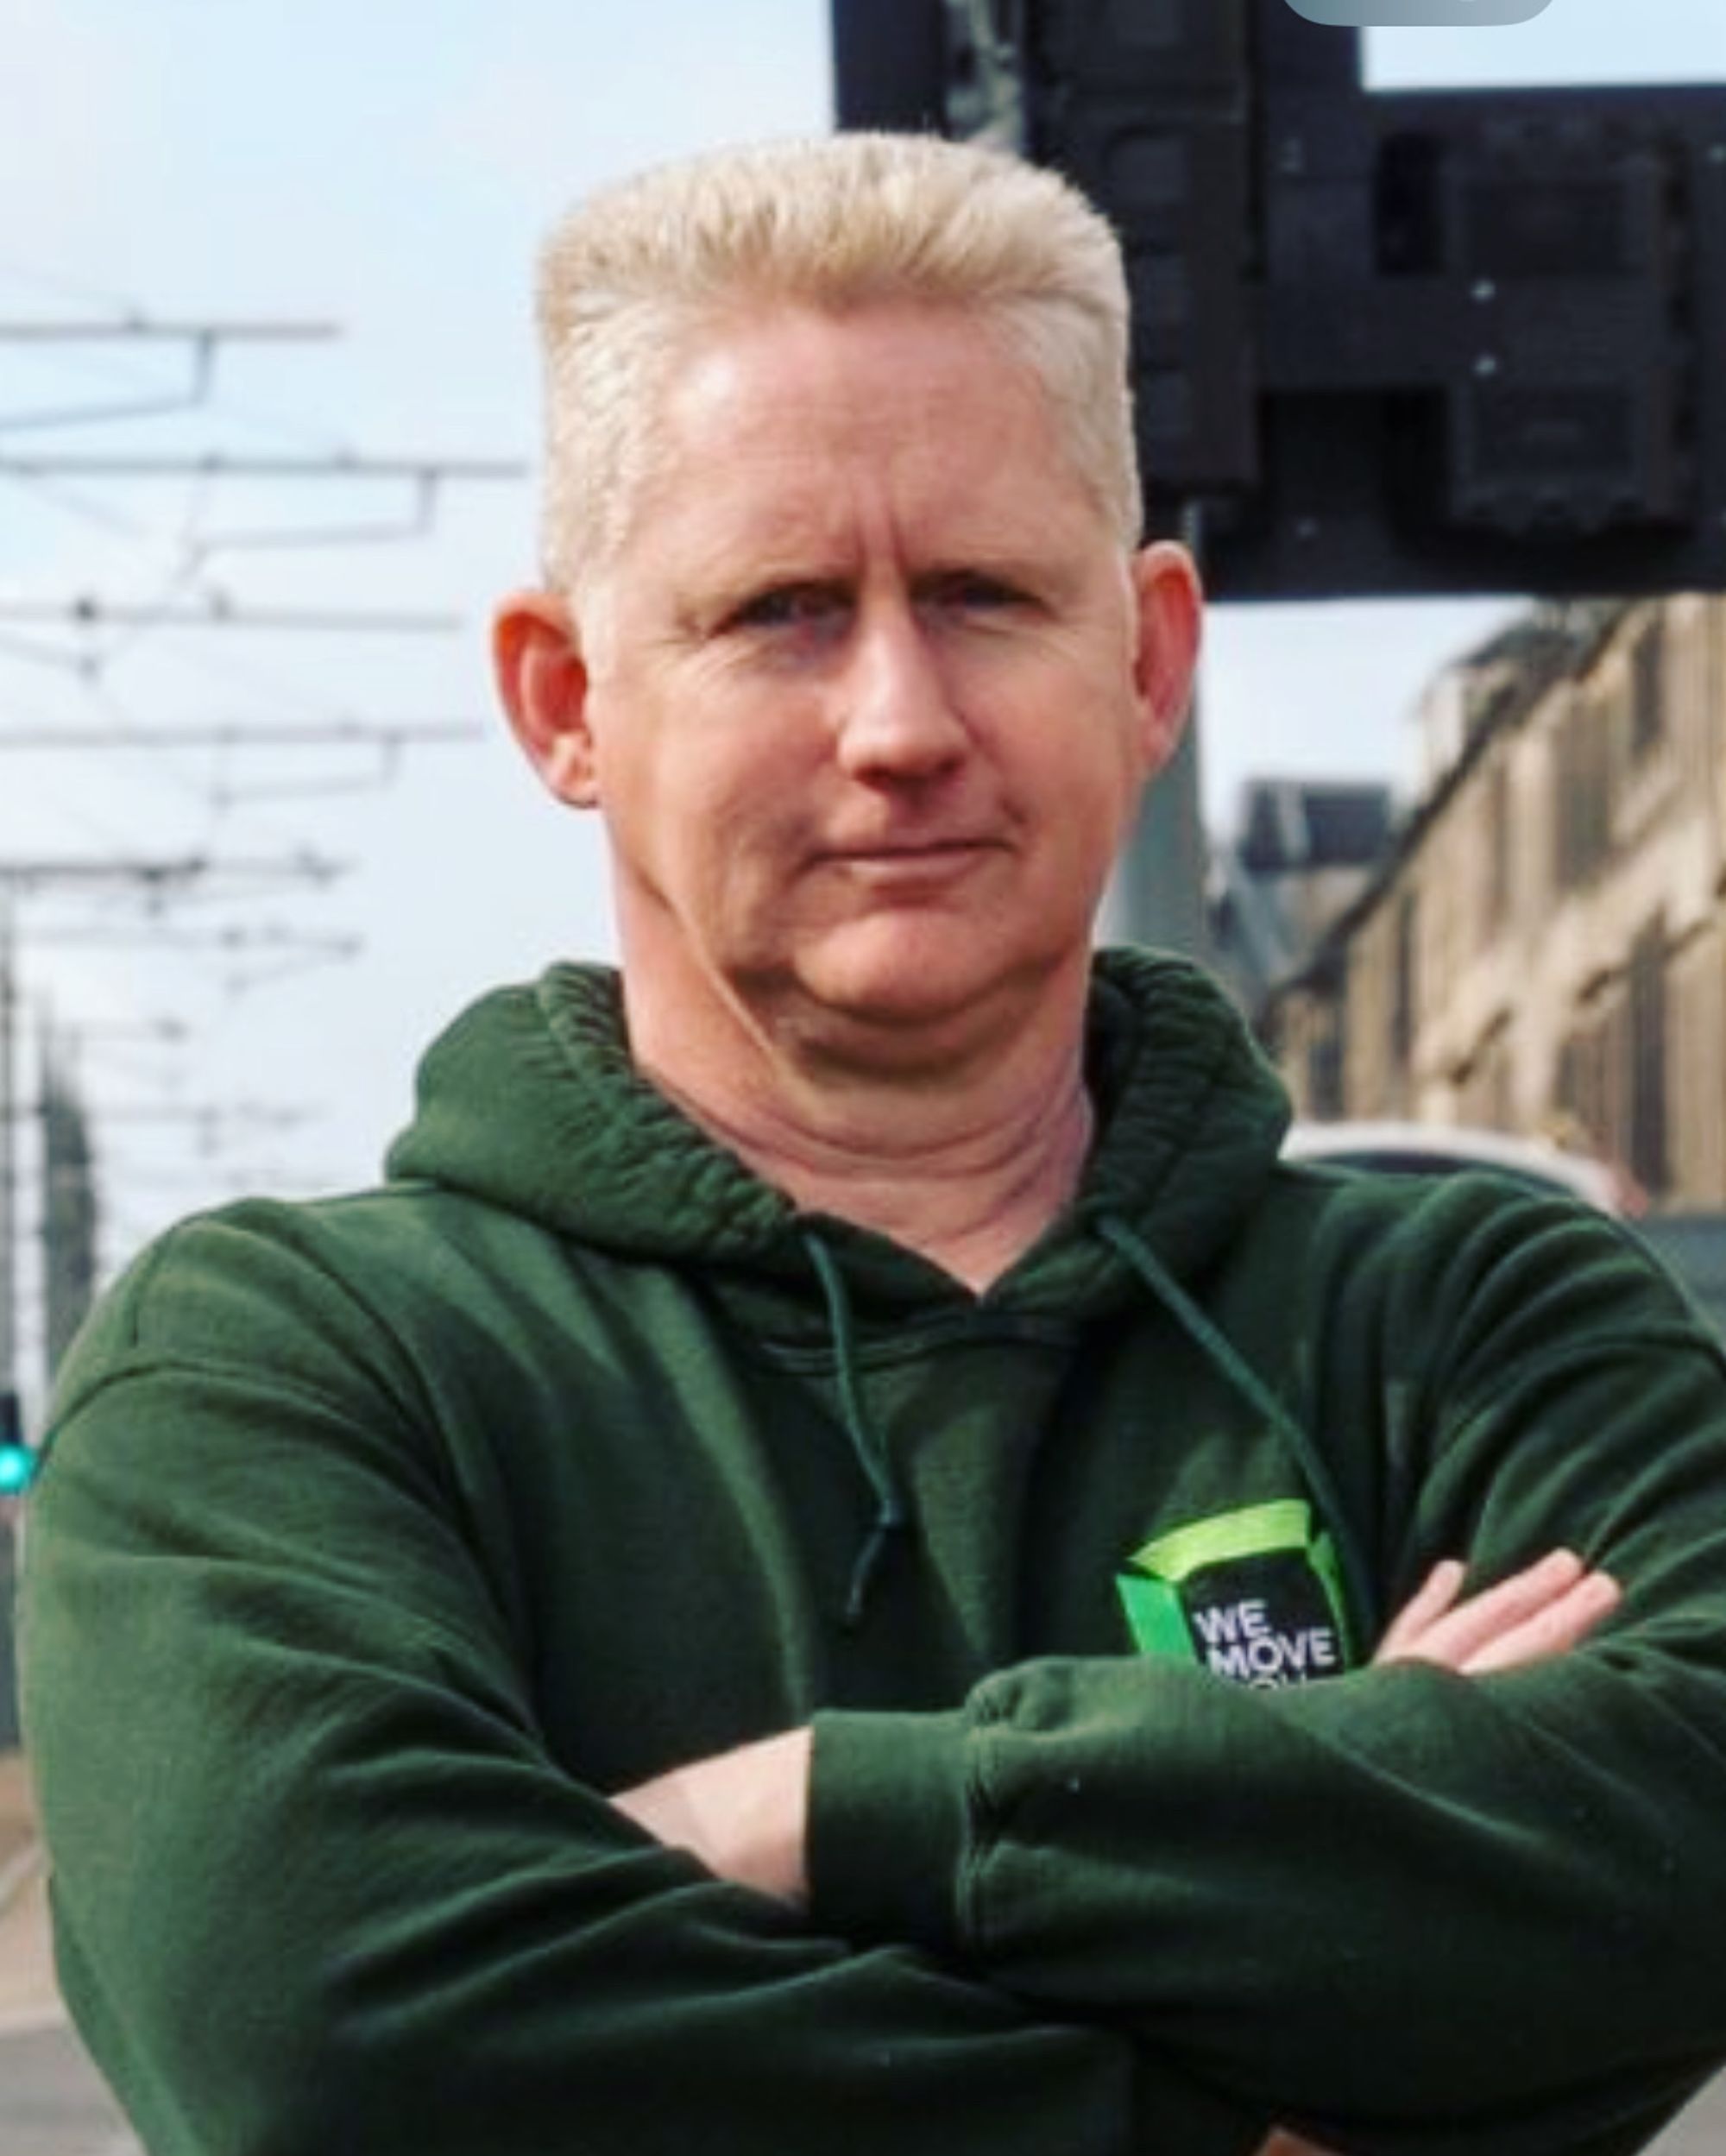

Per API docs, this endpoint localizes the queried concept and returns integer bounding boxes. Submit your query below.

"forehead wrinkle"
[615,306,1123,631]
[663,473,871,621]
[668,481,1095,625]
[663,308,1070,503]
[668,406,1097,572]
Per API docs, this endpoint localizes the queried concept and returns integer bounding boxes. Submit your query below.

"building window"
[1628,916,1668,1197]
[1553,694,1612,891]
[1629,615,1666,762]
[1483,759,1512,934]
[1557,1019,1608,1160]
[1307,1019,1345,1121]
[1391,892,1418,1072]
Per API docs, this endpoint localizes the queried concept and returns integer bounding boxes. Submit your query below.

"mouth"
[826,835,997,866]
[823,839,997,884]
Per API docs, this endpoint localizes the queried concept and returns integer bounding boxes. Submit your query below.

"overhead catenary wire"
[0,282,522,1402]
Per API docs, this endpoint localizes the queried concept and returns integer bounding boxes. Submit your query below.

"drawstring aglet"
[841,1503,906,1630]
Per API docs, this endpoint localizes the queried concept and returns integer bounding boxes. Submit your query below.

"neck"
[628,986,1097,1293]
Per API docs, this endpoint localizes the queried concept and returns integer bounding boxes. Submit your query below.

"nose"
[833,596,968,784]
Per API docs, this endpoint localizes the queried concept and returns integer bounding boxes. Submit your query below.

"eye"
[726,582,849,634]
[923,571,1029,615]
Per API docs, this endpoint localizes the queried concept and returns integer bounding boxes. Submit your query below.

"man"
[19,133,1726,2156]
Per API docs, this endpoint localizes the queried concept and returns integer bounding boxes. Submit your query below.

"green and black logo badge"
[1117,1499,1352,1688]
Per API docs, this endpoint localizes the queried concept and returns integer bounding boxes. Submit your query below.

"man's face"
[527,303,1198,1070]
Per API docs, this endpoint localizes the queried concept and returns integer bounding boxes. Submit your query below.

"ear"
[1127,540,1203,782]
[492,589,599,808]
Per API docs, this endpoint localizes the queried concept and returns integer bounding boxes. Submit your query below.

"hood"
[384,947,1292,1316]
[385,954,1364,1634]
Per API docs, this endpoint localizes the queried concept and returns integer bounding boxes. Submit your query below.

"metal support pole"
[1101,507,1213,963]
[1105,711,1212,961]
[0,903,19,1746]
[0,892,16,1417]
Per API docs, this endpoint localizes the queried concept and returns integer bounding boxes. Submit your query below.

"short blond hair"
[534,132,1143,595]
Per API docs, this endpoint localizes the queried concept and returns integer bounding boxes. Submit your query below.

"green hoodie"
[20,950,1726,2156]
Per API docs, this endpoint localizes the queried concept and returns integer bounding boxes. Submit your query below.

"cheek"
[612,749,799,906]
[1032,676,1150,814]
[1043,736,1150,891]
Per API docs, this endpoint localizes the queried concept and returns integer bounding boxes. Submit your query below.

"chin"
[794,925,1065,1037]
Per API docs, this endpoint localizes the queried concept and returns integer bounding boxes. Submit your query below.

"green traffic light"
[0,1444,36,1497]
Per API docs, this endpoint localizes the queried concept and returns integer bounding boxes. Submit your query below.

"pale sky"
[1,0,1723,1392]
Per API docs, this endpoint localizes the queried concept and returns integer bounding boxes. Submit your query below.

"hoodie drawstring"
[1094,1213,1380,1648]
[803,1231,910,1627]
[800,1215,1377,1648]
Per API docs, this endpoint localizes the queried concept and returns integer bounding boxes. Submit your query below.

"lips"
[823,835,998,864]
[829,838,993,874]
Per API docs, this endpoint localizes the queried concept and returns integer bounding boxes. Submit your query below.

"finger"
[1374,1558,1466,1663]
[1401,1548,1588,1669]
[1461,1570,1622,1674]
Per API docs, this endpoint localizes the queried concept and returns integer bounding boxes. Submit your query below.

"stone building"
[1210,779,1397,1016]
[1263,596,1726,1210]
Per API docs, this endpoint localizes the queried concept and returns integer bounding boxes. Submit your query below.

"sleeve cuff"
[806,1705,970,1954]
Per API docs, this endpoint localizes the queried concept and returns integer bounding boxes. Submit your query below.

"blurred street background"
[0,1756,134,2156]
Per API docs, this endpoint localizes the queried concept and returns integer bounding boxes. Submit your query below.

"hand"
[1374,1548,1621,1674]
[611,1726,811,1906]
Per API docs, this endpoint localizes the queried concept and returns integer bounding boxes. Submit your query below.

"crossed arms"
[615,1550,1624,2156]
[614,1549,1623,1905]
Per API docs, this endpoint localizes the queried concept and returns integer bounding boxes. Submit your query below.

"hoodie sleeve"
[807,1192,1726,2156]
[18,1215,1263,2156]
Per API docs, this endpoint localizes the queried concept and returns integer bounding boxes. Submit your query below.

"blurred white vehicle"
[1282,1120,1627,1214]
